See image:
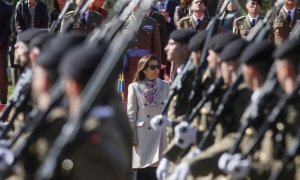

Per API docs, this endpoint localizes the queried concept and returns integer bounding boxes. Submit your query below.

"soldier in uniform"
[242,36,300,180]
[172,39,252,179]
[233,0,263,39]
[217,41,277,180]
[60,0,104,35]
[119,0,162,102]
[164,29,196,122]
[20,33,86,180]
[269,0,300,46]
[149,8,170,81]
[270,36,300,180]
[51,45,131,180]
[178,0,210,31]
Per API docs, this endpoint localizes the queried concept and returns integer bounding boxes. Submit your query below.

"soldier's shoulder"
[179,16,191,22]
[235,16,246,22]
[146,16,159,25]
[91,11,103,17]
[64,10,75,17]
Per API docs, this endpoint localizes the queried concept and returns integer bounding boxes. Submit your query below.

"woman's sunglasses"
[148,65,160,70]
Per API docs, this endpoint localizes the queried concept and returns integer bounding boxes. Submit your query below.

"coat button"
[161,102,164,105]
[148,127,151,130]
[144,104,147,106]
[147,115,150,118]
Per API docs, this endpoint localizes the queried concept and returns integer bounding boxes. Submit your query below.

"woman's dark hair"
[132,54,158,83]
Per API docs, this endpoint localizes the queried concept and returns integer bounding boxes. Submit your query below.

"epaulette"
[179,16,191,22]
[235,16,246,21]
[64,10,75,17]
[238,82,249,90]
[92,11,102,17]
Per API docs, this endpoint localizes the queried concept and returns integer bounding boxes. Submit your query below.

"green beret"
[169,29,197,44]
[220,39,249,62]
[273,37,300,60]
[188,30,207,51]
[240,41,275,65]
[208,32,239,53]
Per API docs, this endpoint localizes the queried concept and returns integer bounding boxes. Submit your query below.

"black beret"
[247,0,262,6]
[37,33,86,79]
[220,39,249,62]
[169,29,197,44]
[208,32,239,53]
[29,33,54,51]
[188,30,207,51]
[17,28,46,44]
[59,45,105,84]
[240,40,275,65]
[273,37,300,60]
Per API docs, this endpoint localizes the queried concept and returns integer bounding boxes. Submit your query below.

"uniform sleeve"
[173,6,181,28]
[177,18,184,29]
[152,20,162,65]
[127,83,138,145]
[187,133,237,177]
[232,19,240,36]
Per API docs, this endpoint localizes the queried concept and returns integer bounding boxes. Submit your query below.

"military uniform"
[178,15,210,31]
[60,10,103,35]
[269,7,300,46]
[149,9,170,80]
[233,15,263,39]
[120,15,162,102]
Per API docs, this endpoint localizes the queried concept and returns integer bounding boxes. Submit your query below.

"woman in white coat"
[127,54,170,179]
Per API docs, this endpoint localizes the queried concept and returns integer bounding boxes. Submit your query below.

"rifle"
[0,1,131,178]
[49,0,74,34]
[35,1,154,179]
[227,64,278,155]
[269,126,300,180]
[184,0,229,118]
[0,69,32,139]
[246,0,284,42]
[241,81,300,160]
[158,0,230,163]
[197,0,285,152]
[60,0,93,33]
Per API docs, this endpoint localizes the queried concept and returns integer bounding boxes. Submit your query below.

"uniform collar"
[192,13,204,23]
[283,6,295,18]
[247,14,259,22]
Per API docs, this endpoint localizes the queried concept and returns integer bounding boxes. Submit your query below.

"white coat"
[127,78,170,169]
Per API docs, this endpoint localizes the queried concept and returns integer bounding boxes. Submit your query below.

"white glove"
[0,148,14,171]
[168,162,191,180]
[185,147,202,159]
[156,158,171,180]
[173,121,197,149]
[150,115,172,131]
[226,153,250,179]
[218,153,232,173]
